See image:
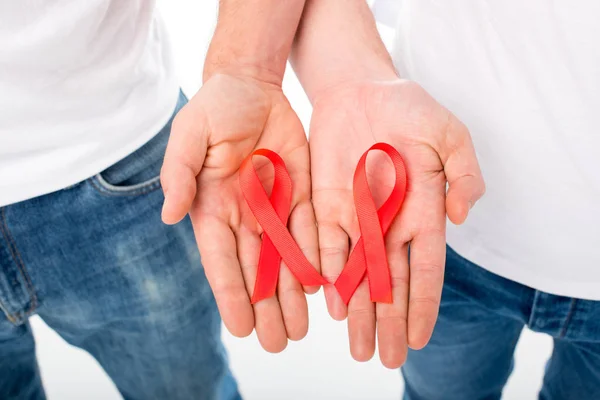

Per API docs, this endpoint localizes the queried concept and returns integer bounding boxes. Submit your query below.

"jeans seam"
[89,175,162,197]
[527,290,540,327]
[0,208,38,323]
[0,301,15,323]
[558,298,577,339]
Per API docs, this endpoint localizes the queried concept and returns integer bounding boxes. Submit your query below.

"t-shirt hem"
[448,238,600,301]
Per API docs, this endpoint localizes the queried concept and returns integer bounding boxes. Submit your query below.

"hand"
[160,74,320,353]
[309,79,485,368]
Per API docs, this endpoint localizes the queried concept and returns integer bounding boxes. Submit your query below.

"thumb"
[439,115,486,225]
[160,106,209,225]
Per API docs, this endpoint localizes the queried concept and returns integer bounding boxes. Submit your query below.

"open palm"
[309,80,485,368]
[161,74,320,353]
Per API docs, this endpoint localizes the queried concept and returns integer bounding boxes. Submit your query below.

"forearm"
[204,0,307,85]
[291,0,398,102]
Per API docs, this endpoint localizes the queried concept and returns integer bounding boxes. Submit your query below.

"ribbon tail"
[251,235,281,304]
[368,272,393,303]
[334,237,367,305]
[334,237,393,304]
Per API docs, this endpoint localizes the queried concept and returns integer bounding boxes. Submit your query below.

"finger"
[438,116,486,225]
[193,214,254,338]
[281,140,322,294]
[347,280,376,362]
[289,199,321,295]
[376,236,409,369]
[446,174,484,224]
[236,225,288,353]
[407,224,446,350]
[330,204,374,360]
[315,219,349,321]
[160,106,208,225]
[278,199,316,340]
[277,260,309,341]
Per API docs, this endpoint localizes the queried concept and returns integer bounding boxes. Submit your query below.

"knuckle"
[410,261,444,273]
[389,276,410,289]
[348,306,375,319]
[377,313,408,324]
[320,246,347,258]
[299,244,319,255]
[409,296,440,309]
[277,285,305,298]
[385,237,411,251]
[212,282,249,302]
[320,272,341,282]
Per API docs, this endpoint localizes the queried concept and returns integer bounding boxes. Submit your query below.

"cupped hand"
[160,74,320,353]
[309,79,485,368]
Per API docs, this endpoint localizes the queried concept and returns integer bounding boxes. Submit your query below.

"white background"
[31,1,553,399]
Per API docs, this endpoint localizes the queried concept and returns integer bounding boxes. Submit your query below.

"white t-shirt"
[387,1,600,300]
[0,1,179,207]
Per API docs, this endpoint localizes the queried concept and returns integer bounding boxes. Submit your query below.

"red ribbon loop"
[239,149,328,304]
[240,144,407,305]
[334,143,408,304]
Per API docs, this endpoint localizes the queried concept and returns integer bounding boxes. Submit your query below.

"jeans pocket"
[90,91,187,196]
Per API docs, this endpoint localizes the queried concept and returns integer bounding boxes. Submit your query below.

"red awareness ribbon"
[239,143,407,305]
[239,149,328,304]
[334,143,407,304]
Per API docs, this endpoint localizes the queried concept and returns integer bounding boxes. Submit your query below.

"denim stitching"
[558,298,577,339]
[527,290,541,328]
[0,208,38,323]
[94,172,162,193]
[89,176,162,197]
[0,210,20,323]
[0,301,16,324]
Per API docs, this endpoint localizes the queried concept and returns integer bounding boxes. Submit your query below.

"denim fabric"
[0,91,241,400]
[402,246,600,400]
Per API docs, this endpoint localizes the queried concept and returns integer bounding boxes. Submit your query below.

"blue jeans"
[403,246,600,400]
[0,92,241,400]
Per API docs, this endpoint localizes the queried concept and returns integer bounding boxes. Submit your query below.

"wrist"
[304,64,399,105]
[203,59,283,87]
[204,34,287,86]
[290,0,399,103]
[204,0,307,86]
